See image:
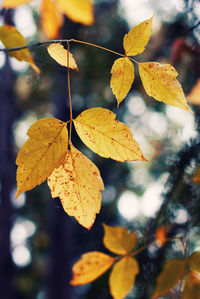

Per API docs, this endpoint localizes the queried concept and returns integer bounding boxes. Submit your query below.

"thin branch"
[67,40,73,145]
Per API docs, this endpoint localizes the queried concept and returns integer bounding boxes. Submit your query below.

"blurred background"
[0,0,200,298]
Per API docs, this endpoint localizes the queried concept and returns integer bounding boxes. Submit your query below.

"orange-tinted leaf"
[193,166,200,184]
[56,0,94,25]
[2,0,31,8]
[73,108,147,162]
[0,25,40,73]
[153,258,186,298]
[189,251,200,273]
[103,224,137,255]
[41,0,63,39]
[16,118,68,198]
[110,57,134,106]
[187,79,200,105]
[109,256,139,299]
[47,43,78,70]
[155,226,167,247]
[70,252,115,285]
[183,271,200,299]
[139,62,192,112]
[48,145,104,229]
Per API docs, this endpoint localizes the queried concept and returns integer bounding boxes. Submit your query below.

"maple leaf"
[123,15,154,56]
[70,251,115,285]
[48,145,104,229]
[103,224,137,255]
[152,258,186,298]
[73,108,147,162]
[187,79,200,105]
[55,0,94,25]
[47,43,78,70]
[2,0,32,8]
[41,0,63,39]
[16,118,68,198]
[0,25,40,73]
[109,256,139,299]
[110,57,134,106]
[139,62,192,112]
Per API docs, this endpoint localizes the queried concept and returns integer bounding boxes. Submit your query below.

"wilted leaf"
[16,118,68,198]
[41,0,63,39]
[70,251,115,285]
[153,258,186,298]
[189,251,200,273]
[48,145,104,229]
[123,15,154,56]
[183,271,200,299]
[139,62,192,112]
[110,57,134,106]
[56,0,94,25]
[47,43,78,70]
[0,25,40,73]
[103,224,137,255]
[109,256,139,299]
[2,0,31,8]
[193,166,200,184]
[155,226,167,247]
[187,79,200,105]
[73,108,147,162]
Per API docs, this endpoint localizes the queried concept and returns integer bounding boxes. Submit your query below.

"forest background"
[0,0,200,298]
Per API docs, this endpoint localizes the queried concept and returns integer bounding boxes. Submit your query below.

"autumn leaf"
[109,256,139,299]
[2,0,32,8]
[41,0,63,39]
[187,79,200,105]
[188,251,200,273]
[16,118,68,198]
[0,25,40,73]
[48,144,104,229]
[193,166,200,184]
[70,251,115,285]
[110,57,134,106]
[183,271,200,299]
[123,15,154,56]
[139,62,192,112]
[73,108,147,162]
[47,43,78,70]
[55,0,94,25]
[152,258,186,298]
[103,224,137,255]
[155,226,167,247]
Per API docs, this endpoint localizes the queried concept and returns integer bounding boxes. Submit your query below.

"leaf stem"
[67,40,73,145]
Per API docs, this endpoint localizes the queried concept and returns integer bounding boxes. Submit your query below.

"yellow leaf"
[123,15,154,56]
[0,25,40,73]
[73,108,147,162]
[152,258,186,298]
[48,145,104,229]
[55,0,94,25]
[139,62,192,112]
[70,251,115,285]
[109,256,139,299]
[2,0,31,8]
[189,251,200,273]
[187,79,200,105]
[193,166,200,184]
[47,43,78,70]
[183,271,200,299]
[110,57,134,106]
[41,0,63,39]
[103,224,137,255]
[16,118,68,198]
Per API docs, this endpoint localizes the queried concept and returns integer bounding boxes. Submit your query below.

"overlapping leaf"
[139,62,192,112]
[2,0,31,8]
[55,0,94,25]
[41,0,63,39]
[16,118,68,198]
[73,108,147,162]
[153,258,186,298]
[188,251,200,273]
[123,15,154,56]
[183,271,200,299]
[187,79,200,105]
[70,252,115,285]
[48,145,104,229]
[109,256,139,299]
[0,25,40,73]
[110,57,134,106]
[103,224,137,255]
[47,43,78,70]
